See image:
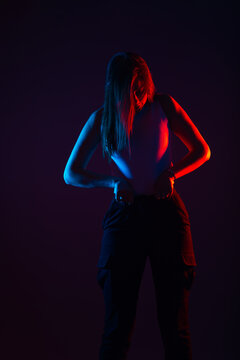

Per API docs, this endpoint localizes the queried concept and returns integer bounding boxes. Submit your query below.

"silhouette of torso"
[109,93,173,195]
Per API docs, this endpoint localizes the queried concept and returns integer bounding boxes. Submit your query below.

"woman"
[63,52,211,360]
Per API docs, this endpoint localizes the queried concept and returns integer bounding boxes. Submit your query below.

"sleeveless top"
[109,92,174,195]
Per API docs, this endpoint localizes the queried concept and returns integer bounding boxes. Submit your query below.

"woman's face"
[132,77,148,111]
[134,91,148,112]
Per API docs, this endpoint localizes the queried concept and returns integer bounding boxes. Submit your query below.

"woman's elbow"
[205,146,211,161]
[194,143,211,162]
[202,144,211,161]
[63,167,85,186]
[199,145,211,161]
[63,167,75,185]
[63,170,71,185]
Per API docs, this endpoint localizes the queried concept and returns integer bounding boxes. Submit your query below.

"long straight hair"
[101,52,156,163]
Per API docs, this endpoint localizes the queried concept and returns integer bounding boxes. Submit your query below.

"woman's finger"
[155,192,170,199]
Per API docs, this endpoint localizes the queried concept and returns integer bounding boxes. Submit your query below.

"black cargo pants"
[97,187,197,360]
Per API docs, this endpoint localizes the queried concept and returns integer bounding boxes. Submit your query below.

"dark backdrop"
[1,1,239,359]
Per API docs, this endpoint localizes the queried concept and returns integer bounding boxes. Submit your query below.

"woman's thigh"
[149,262,197,329]
[147,188,197,266]
[97,249,147,334]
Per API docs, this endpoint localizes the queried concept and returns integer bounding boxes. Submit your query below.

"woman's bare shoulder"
[154,92,174,110]
[95,105,104,115]
[93,105,104,127]
[85,105,104,131]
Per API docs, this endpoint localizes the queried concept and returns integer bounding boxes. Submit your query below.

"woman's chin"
[135,106,142,113]
[135,101,146,112]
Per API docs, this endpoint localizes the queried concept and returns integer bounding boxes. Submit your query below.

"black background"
[1,1,239,359]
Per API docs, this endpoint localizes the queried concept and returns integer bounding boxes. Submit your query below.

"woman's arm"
[160,94,211,181]
[63,107,122,189]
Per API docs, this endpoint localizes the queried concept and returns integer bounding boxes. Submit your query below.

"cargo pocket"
[181,253,197,267]
[170,190,191,226]
[183,266,196,290]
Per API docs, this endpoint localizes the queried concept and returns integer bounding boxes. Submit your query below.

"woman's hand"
[114,178,135,205]
[153,169,175,199]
